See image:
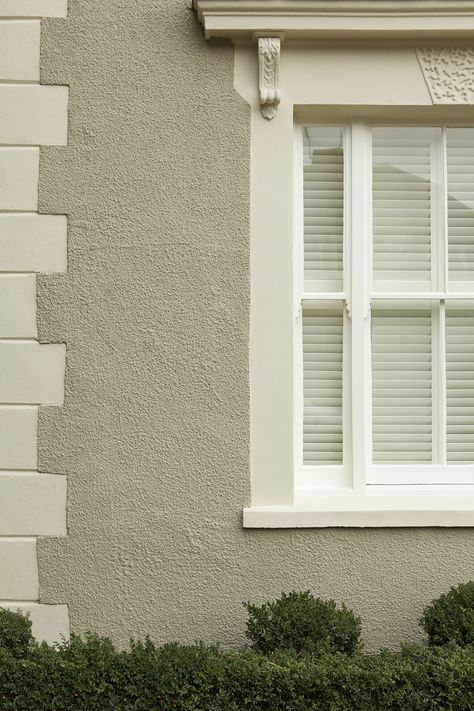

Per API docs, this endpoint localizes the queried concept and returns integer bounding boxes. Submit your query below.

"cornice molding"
[194,0,474,41]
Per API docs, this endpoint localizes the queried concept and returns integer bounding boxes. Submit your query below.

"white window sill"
[243,487,474,527]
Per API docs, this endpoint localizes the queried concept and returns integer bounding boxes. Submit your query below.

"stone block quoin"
[0,0,69,646]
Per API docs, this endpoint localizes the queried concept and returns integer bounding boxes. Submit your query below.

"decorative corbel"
[257,37,281,120]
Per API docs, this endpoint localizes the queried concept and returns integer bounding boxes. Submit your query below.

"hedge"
[0,638,472,710]
[0,583,472,710]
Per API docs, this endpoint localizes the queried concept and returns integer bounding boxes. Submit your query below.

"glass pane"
[372,304,432,463]
[303,302,343,465]
[372,127,434,292]
[446,303,474,463]
[447,129,474,290]
[303,126,344,292]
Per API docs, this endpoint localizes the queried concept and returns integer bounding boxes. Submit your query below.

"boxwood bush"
[0,608,34,659]
[244,590,362,657]
[0,585,472,710]
[420,581,474,647]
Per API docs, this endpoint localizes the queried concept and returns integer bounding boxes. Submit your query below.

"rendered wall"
[38,0,474,651]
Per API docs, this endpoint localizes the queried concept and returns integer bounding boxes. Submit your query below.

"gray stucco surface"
[37,0,474,652]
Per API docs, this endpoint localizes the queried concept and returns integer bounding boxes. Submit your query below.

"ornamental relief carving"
[417,47,474,103]
[258,37,281,120]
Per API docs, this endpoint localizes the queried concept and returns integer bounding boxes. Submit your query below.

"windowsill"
[243,487,474,527]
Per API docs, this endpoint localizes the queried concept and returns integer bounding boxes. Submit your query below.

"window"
[296,124,474,492]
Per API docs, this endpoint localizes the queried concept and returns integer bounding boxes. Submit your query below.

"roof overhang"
[193,0,474,42]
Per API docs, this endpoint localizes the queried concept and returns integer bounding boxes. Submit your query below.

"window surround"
[193,0,474,527]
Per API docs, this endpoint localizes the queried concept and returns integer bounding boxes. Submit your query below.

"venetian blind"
[447,128,474,288]
[372,128,433,291]
[446,306,474,463]
[372,307,433,463]
[304,127,344,292]
[303,305,343,465]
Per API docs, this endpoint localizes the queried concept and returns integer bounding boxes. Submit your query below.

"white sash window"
[297,124,474,489]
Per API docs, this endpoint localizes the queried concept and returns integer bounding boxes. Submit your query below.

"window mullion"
[350,122,372,491]
[439,127,449,465]
[432,127,448,466]
[439,300,447,465]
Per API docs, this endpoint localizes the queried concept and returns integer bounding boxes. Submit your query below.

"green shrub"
[2,638,472,711]
[420,582,474,647]
[244,591,362,657]
[0,590,472,710]
[0,608,34,658]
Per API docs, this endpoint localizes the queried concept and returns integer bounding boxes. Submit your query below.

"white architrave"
[196,3,474,526]
[257,37,281,120]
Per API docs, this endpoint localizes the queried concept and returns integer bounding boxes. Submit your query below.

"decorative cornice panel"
[417,48,474,103]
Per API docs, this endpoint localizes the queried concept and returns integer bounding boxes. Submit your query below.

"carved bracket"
[258,37,281,120]
[417,47,474,103]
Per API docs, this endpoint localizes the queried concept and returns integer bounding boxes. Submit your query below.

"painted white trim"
[195,0,474,41]
[234,41,474,526]
[244,501,474,528]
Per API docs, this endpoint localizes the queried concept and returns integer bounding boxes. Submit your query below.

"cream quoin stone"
[0,148,39,211]
[0,275,37,338]
[0,1,69,643]
[0,214,67,273]
[0,21,40,80]
[0,407,37,470]
[0,539,39,600]
[0,473,66,537]
[0,86,68,145]
[0,604,69,646]
[0,0,67,17]
[0,343,65,405]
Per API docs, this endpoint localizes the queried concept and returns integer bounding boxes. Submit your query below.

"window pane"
[303,127,344,292]
[372,128,434,292]
[446,304,474,463]
[372,305,432,463]
[447,129,474,290]
[303,303,343,465]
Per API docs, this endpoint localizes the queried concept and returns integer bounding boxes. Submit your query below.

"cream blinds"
[373,128,433,292]
[372,306,432,463]
[303,305,343,465]
[446,305,474,463]
[448,129,474,289]
[304,127,344,292]
[302,124,474,480]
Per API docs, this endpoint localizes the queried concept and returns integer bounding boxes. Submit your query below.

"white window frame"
[295,122,474,494]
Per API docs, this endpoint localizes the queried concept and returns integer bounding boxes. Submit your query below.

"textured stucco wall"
[37,0,474,652]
